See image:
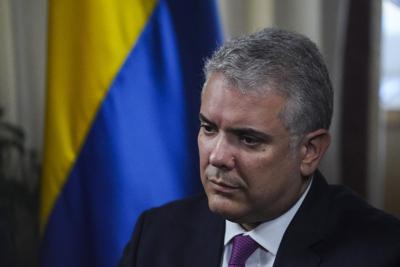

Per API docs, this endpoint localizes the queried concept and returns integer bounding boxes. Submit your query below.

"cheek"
[239,152,277,174]
[243,158,293,200]
[233,155,268,192]
[239,153,292,188]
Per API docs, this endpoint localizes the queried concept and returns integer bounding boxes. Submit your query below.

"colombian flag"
[40,0,222,266]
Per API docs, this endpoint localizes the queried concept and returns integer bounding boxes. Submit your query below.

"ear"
[299,129,331,177]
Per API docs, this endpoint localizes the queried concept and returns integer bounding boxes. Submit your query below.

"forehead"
[201,73,287,133]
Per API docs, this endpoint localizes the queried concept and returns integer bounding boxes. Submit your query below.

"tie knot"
[228,234,259,266]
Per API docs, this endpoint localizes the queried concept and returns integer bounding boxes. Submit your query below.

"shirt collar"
[224,177,313,255]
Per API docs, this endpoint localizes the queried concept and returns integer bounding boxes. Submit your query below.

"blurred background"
[0,0,399,266]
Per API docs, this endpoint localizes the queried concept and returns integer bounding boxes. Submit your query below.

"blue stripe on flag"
[40,0,222,266]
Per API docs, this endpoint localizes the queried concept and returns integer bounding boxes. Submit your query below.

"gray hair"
[203,28,333,137]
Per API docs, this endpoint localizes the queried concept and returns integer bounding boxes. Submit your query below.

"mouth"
[208,177,242,194]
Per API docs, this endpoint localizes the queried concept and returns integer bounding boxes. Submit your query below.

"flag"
[40,0,222,266]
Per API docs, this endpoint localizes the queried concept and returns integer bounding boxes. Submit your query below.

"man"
[119,28,400,267]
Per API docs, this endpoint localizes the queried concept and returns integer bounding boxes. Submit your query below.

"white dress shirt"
[221,179,312,267]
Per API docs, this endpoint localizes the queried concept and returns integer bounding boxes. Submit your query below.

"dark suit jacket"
[119,171,400,266]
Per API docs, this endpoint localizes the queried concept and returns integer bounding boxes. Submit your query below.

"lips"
[208,177,242,193]
[204,165,245,193]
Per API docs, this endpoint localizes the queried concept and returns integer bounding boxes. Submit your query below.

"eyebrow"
[199,113,212,124]
[199,113,272,141]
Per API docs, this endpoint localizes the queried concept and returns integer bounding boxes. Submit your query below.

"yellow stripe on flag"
[41,0,157,233]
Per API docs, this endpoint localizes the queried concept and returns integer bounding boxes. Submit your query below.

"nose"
[209,135,235,170]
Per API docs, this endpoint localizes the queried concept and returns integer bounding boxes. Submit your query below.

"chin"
[206,193,247,221]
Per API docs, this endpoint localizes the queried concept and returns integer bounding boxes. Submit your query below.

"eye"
[239,135,261,147]
[200,122,217,135]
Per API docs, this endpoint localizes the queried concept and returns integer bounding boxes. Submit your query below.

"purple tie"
[228,235,259,267]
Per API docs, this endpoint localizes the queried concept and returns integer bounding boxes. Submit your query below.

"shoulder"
[308,171,400,235]
[141,194,212,225]
[326,184,400,242]
[325,183,400,235]
[119,194,224,266]
[312,176,400,265]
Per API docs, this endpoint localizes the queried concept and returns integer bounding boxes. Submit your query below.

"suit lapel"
[182,197,225,267]
[192,214,225,267]
[273,171,331,267]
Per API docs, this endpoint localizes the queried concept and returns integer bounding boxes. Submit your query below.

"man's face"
[198,73,309,230]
